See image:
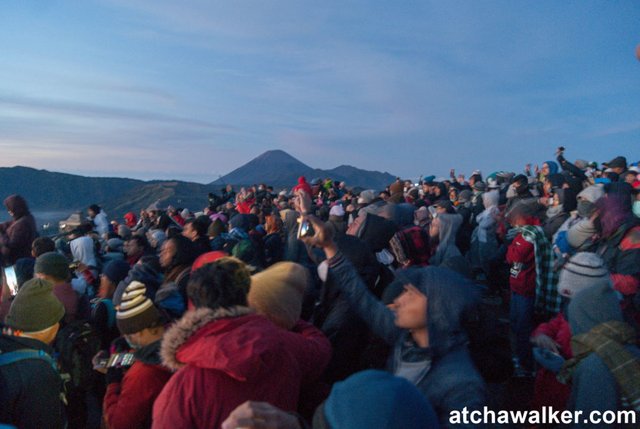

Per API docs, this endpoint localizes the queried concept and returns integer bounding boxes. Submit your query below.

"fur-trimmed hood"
[161,306,289,382]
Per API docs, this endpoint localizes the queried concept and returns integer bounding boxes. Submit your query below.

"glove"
[106,366,125,385]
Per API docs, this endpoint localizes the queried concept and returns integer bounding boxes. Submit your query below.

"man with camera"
[99,280,172,429]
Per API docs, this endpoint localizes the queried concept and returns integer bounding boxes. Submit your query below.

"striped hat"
[116,281,162,334]
[558,252,610,298]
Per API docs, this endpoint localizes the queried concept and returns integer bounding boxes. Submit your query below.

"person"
[31,236,56,258]
[152,257,331,429]
[530,252,611,412]
[34,252,78,324]
[428,211,463,267]
[0,278,66,429]
[102,281,172,429]
[88,204,109,237]
[559,281,640,426]
[592,192,640,328]
[468,190,500,278]
[296,191,486,428]
[124,235,149,267]
[70,235,99,296]
[222,370,440,429]
[92,259,130,350]
[0,195,38,266]
[248,262,307,330]
[505,200,559,375]
[182,217,211,256]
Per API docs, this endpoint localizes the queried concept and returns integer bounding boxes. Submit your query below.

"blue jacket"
[327,254,487,428]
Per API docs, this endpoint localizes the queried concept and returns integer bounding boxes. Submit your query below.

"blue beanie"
[323,370,440,429]
[102,260,130,285]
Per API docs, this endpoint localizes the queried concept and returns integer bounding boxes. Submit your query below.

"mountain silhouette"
[212,149,396,190]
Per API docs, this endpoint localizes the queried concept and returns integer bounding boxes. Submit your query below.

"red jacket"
[103,341,172,429]
[152,307,331,429]
[531,313,572,411]
[506,233,536,296]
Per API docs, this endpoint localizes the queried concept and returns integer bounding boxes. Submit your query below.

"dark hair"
[31,237,55,257]
[127,235,150,252]
[89,204,101,214]
[167,235,199,270]
[185,216,210,239]
[187,258,250,310]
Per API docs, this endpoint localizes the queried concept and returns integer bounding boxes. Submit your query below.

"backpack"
[91,298,116,329]
[389,226,430,267]
[54,320,102,392]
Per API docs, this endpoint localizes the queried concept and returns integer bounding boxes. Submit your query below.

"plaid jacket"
[519,225,560,319]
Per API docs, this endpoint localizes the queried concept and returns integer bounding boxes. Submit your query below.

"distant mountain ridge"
[211,149,396,190]
[0,151,397,221]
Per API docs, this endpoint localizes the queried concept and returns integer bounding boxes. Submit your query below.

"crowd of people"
[0,147,639,429]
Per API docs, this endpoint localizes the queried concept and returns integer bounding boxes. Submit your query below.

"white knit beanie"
[558,252,610,298]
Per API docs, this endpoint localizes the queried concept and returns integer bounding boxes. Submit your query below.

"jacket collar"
[160,306,253,370]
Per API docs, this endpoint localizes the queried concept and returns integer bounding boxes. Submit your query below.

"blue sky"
[1,1,639,184]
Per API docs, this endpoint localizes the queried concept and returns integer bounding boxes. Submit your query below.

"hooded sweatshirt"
[429,213,463,266]
[327,256,486,428]
[152,307,331,429]
[0,195,37,266]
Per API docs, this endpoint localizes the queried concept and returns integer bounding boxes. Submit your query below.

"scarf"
[518,225,560,318]
[558,321,640,411]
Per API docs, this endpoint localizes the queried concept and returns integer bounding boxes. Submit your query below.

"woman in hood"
[0,194,37,266]
[428,212,463,266]
[468,190,500,278]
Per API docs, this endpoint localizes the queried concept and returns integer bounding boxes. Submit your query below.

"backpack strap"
[0,348,58,373]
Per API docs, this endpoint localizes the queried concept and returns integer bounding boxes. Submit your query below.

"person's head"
[159,235,198,271]
[576,185,604,218]
[4,194,30,219]
[116,281,164,348]
[5,278,65,344]
[125,235,148,258]
[31,236,56,258]
[313,370,439,429]
[187,257,251,310]
[182,217,208,242]
[448,187,458,203]
[557,252,610,299]
[506,199,538,227]
[100,259,130,299]
[34,252,70,284]
[117,224,132,241]
[248,262,308,330]
[541,161,558,177]
[568,281,623,337]
[605,156,627,175]
[88,204,101,219]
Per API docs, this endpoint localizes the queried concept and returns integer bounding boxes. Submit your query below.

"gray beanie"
[34,251,70,281]
[116,281,162,335]
[558,252,610,298]
[5,278,65,332]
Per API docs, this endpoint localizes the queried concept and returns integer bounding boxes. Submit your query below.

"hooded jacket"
[0,195,37,266]
[104,340,172,429]
[152,307,331,429]
[429,213,463,266]
[326,255,486,428]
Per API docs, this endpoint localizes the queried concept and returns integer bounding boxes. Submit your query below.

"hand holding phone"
[4,266,18,296]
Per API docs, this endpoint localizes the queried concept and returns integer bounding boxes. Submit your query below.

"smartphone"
[107,353,135,368]
[297,219,314,239]
[4,266,18,296]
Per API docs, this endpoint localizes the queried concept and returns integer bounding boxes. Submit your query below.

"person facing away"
[0,194,38,267]
[0,278,66,429]
[152,257,331,429]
